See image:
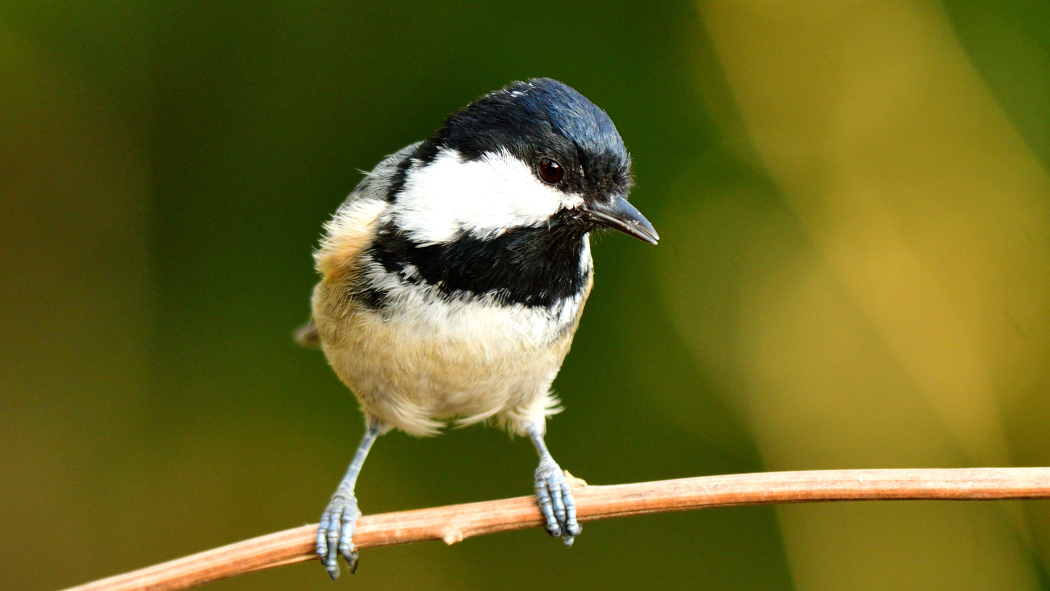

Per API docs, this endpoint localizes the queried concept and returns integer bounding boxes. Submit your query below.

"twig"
[62,467,1050,591]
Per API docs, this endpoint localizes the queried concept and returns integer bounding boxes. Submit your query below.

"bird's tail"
[293,320,321,349]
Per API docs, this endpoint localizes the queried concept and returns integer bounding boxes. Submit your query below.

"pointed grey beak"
[585,196,659,245]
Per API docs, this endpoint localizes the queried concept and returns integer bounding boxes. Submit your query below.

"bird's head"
[389,78,658,246]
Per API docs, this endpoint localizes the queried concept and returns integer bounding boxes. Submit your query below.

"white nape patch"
[392,148,584,245]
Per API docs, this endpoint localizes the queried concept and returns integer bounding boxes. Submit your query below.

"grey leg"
[525,420,581,546]
[316,422,383,579]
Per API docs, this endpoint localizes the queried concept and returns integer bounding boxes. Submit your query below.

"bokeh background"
[4,1,1050,589]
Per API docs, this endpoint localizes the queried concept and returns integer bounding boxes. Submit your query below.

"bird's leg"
[525,420,581,546]
[316,421,383,579]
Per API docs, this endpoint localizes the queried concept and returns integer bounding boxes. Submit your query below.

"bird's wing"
[340,141,421,207]
[295,142,422,348]
[314,142,419,282]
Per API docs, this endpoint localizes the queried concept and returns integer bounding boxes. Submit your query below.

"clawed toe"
[316,493,361,579]
[534,460,581,545]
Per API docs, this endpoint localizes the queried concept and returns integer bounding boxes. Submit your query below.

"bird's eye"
[538,158,564,184]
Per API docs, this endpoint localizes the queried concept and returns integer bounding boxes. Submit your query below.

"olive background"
[4,1,1050,590]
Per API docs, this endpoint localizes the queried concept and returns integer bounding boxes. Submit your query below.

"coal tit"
[296,78,658,579]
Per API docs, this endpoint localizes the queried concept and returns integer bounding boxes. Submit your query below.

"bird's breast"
[313,270,592,436]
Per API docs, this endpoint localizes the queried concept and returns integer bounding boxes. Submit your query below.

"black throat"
[359,210,590,309]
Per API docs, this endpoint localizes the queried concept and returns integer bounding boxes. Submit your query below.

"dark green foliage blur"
[4,1,1050,590]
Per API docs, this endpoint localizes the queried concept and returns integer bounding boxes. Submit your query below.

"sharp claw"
[326,553,340,578]
[326,522,340,571]
[541,501,561,535]
[561,479,581,537]
[317,494,363,580]
[543,512,561,536]
[534,478,559,536]
[535,461,581,542]
[338,511,357,562]
[325,534,341,581]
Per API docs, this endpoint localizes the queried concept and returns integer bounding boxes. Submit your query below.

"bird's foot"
[316,491,361,579]
[534,458,582,545]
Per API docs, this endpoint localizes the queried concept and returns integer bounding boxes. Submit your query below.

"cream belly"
[314,284,585,437]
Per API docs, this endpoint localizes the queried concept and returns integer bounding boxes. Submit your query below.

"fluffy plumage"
[311,150,593,435]
[304,78,656,578]
[309,79,633,436]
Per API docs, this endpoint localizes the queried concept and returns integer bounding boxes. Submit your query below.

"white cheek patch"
[392,148,584,244]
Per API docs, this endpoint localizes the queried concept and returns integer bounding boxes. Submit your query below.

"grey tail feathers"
[293,320,321,349]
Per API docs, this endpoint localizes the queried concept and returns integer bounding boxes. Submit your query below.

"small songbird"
[297,78,658,579]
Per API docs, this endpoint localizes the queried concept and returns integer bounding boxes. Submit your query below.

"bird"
[296,77,658,579]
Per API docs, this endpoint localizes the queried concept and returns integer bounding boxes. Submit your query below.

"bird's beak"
[584,196,659,245]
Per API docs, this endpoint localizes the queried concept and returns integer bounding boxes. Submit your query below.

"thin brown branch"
[62,467,1050,591]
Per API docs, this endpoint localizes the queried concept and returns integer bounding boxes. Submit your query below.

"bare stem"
[62,467,1050,591]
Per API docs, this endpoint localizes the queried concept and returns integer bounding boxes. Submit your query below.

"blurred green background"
[4,1,1050,589]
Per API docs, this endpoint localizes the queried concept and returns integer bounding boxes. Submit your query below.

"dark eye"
[538,157,564,184]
